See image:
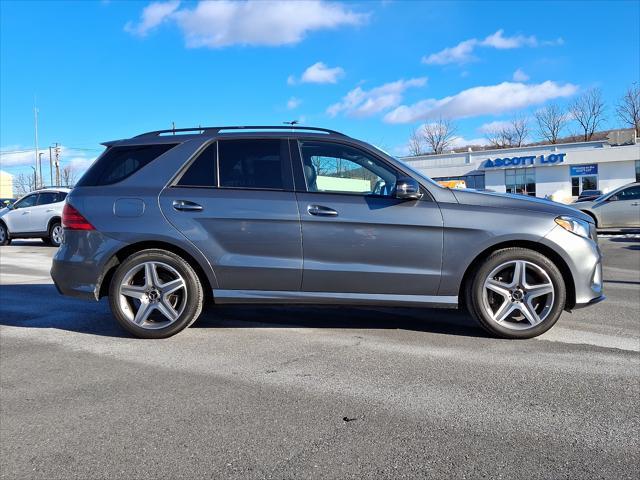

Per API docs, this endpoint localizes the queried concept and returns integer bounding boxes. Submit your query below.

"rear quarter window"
[76,144,177,186]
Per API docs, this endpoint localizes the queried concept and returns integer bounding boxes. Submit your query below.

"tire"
[108,249,204,339]
[44,221,63,247]
[465,247,566,339]
[0,223,10,246]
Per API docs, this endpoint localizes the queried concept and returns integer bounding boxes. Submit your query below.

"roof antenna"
[283,120,299,133]
[171,121,176,135]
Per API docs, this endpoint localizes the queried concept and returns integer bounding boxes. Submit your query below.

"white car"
[0,188,70,247]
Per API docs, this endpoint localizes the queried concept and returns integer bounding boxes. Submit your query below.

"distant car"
[0,198,15,207]
[577,182,640,228]
[573,189,603,203]
[0,188,70,246]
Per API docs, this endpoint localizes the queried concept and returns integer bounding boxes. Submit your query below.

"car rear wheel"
[466,248,566,339]
[44,221,63,247]
[108,249,204,339]
[0,223,10,246]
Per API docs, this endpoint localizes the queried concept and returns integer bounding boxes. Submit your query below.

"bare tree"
[535,104,567,144]
[485,115,529,148]
[407,128,426,156]
[569,88,606,141]
[14,170,38,196]
[616,83,640,135]
[60,166,77,188]
[422,118,457,154]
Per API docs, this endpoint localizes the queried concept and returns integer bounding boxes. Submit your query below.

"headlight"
[555,216,592,239]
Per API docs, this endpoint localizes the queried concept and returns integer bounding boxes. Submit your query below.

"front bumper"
[543,225,604,309]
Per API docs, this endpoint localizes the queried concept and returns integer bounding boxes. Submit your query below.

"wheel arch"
[579,210,598,227]
[47,216,61,232]
[459,240,576,311]
[98,240,214,300]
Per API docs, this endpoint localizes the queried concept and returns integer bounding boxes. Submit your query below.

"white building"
[402,131,640,203]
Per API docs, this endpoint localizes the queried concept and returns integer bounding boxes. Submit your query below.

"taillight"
[62,203,95,230]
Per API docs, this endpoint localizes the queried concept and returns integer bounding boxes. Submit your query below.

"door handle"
[307,204,338,217]
[631,202,639,206]
[172,200,203,212]
[21,211,30,215]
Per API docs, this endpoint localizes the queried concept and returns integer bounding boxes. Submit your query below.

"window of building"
[177,143,217,187]
[505,168,536,196]
[299,141,398,196]
[571,175,598,197]
[636,160,640,182]
[433,174,485,190]
[218,139,285,190]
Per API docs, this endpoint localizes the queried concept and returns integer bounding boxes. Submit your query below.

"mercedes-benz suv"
[51,126,604,339]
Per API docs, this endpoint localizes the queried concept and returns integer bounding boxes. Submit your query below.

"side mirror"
[395,177,423,200]
[608,195,619,202]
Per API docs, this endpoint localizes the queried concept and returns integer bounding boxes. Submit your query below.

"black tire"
[465,247,566,339]
[43,221,63,247]
[0,223,10,246]
[108,249,204,339]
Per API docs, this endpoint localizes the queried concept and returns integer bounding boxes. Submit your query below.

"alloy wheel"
[117,261,188,329]
[51,225,63,246]
[481,260,555,330]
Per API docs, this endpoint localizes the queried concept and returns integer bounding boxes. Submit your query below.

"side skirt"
[213,289,458,308]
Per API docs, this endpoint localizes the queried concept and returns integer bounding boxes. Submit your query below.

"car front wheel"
[466,248,566,339]
[0,223,10,246]
[108,249,204,339]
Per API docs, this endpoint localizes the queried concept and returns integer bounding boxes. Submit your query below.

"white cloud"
[478,120,513,133]
[384,81,578,124]
[512,68,529,82]
[422,29,563,65]
[286,97,302,110]
[124,0,180,37]
[449,135,490,148]
[327,77,427,118]
[126,0,368,48]
[301,62,344,84]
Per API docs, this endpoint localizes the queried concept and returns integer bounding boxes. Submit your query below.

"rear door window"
[77,144,177,186]
[218,139,286,190]
[36,192,58,205]
[177,143,217,187]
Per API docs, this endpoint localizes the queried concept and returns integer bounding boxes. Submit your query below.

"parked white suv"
[0,188,70,247]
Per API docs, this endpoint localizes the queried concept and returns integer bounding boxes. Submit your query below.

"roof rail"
[134,125,347,139]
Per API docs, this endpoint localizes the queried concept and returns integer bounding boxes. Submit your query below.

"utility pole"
[54,143,60,186]
[38,153,44,187]
[49,146,53,186]
[34,103,40,188]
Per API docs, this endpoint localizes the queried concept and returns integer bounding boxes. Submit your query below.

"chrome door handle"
[46,209,55,212]
[172,200,203,212]
[631,202,639,206]
[307,204,338,217]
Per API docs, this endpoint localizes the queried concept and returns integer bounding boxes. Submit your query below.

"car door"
[596,185,640,227]
[292,139,443,296]
[160,138,303,292]
[3,193,38,233]
[30,192,59,232]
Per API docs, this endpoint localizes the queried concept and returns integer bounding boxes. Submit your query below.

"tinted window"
[36,192,58,205]
[177,143,217,187]
[218,139,284,190]
[299,141,397,196]
[77,144,177,187]
[14,194,37,209]
[617,185,640,200]
[55,192,68,203]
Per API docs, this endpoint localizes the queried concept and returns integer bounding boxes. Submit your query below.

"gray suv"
[51,126,604,339]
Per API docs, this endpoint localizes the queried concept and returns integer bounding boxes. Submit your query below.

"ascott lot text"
[0,236,638,479]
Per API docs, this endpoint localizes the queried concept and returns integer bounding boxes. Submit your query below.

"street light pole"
[34,104,40,188]
[38,153,44,188]
[49,146,53,186]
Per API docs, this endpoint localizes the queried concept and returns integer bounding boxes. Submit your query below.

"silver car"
[0,188,69,247]
[51,126,604,339]
[576,182,640,228]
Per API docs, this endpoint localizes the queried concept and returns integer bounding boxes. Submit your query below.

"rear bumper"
[51,230,125,301]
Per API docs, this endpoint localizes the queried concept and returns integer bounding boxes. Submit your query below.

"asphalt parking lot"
[1,237,639,479]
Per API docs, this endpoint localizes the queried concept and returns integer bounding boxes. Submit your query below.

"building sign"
[483,153,566,169]
[569,164,598,176]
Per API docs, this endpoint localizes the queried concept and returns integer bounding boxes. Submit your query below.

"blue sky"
[1,0,639,178]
